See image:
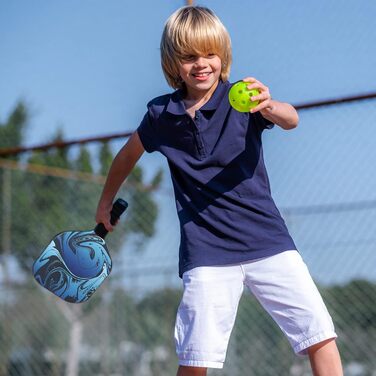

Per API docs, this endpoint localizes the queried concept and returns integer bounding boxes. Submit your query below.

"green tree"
[0,101,30,376]
[75,145,93,173]
[0,102,163,376]
[0,103,162,270]
[0,101,28,157]
[99,141,113,176]
[0,101,29,256]
[103,288,180,375]
[126,165,161,239]
[228,293,294,376]
[322,280,376,372]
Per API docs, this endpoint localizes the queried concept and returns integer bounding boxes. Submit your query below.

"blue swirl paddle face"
[33,231,112,303]
[32,198,128,303]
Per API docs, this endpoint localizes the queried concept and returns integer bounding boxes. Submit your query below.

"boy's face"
[178,53,222,99]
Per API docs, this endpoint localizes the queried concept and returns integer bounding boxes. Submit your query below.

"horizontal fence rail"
[1,96,376,376]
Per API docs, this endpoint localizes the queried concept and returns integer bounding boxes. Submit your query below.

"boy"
[96,6,343,376]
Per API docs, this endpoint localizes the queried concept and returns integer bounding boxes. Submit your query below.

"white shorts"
[174,250,337,369]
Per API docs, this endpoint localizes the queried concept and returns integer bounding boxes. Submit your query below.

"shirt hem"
[179,246,296,278]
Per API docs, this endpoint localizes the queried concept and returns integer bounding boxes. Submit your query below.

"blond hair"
[160,6,232,89]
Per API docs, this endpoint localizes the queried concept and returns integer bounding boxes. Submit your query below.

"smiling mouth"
[192,72,211,78]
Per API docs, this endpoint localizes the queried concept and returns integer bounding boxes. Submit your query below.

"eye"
[181,54,196,62]
[206,53,216,58]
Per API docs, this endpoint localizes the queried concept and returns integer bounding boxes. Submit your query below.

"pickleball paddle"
[32,198,128,303]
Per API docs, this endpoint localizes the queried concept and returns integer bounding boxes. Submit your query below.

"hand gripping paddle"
[32,198,128,303]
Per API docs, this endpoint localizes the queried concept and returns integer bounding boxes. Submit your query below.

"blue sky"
[1,1,376,286]
[1,0,375,144]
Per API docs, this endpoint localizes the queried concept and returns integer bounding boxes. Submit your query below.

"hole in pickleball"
[238,90,243,94]
[241,100,246,104]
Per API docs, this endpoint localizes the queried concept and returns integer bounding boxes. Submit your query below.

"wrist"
[261,100,276,115]
[98,196,115,210]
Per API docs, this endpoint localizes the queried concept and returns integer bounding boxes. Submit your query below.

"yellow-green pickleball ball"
[228,81,260,112]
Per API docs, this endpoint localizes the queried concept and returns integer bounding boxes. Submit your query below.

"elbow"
[281,120,298,130]
[289,119,299,130]
[274,104,299,130]
[292,109,300,128]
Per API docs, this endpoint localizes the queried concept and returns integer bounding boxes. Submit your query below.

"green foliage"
[86,287,180,376]
[99,141,113,176]
[2,279,376,374]
[135,288,180,347]
[75,145,93,173]
[0,100,164,376]
[125,165,161,239]
[0,101,162,271]
[230,292,294,376]
[1,285,69,376]
[324,280,376,330]
[322,280,376,370]
[0,102,28,158]
[83,281,376,375]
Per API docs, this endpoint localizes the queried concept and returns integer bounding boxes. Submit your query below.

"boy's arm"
[259,100,299,130]
[243,77,299,130]
[96,131,145,231]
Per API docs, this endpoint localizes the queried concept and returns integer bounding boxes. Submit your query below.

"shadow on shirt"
[173,114,265,229]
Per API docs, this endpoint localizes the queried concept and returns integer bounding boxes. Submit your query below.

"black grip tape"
[94,198,128,239]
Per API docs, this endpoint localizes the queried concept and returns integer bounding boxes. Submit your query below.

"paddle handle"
[94,198,128,239]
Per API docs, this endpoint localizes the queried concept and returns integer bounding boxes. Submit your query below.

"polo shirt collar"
[166,80,230,115]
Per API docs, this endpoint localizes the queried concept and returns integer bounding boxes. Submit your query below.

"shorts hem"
[294,331,338,356]
[179,359,224,369]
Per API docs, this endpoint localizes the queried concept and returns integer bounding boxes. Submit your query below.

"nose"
[194,56,208,67]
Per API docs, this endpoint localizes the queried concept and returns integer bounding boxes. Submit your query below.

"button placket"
[190,113,206,158]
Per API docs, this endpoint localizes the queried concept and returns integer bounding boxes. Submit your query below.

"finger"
[105,220,114,232]
[250,100,270,113]
[246,82,268,93]
[242,77,257,83]
[246,83,265,92]
[251,92,271,102]
[108,218,120,231]
[99,215,114,232]
[246,83,260,90]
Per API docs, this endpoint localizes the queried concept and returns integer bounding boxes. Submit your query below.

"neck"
[183,80,219,109]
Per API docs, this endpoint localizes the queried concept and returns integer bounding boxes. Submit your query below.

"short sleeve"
[254,112,274,131]
[137,111,159,153]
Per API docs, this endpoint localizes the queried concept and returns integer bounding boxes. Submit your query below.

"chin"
[195,80,217,89]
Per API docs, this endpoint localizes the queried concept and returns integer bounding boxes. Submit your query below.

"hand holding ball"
[229,81,260,112]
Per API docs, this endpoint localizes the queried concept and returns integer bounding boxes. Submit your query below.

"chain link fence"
[1,0,376,371]
[0,96,375,376]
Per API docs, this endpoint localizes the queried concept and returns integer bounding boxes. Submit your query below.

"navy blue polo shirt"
[137,80,296,277]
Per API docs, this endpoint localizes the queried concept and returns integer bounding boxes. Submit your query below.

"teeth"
[194,73,210,77]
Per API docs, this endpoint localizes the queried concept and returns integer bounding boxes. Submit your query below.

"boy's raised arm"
[260,100,299,130]
[96,131,145,231]
[243,77,299,130]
